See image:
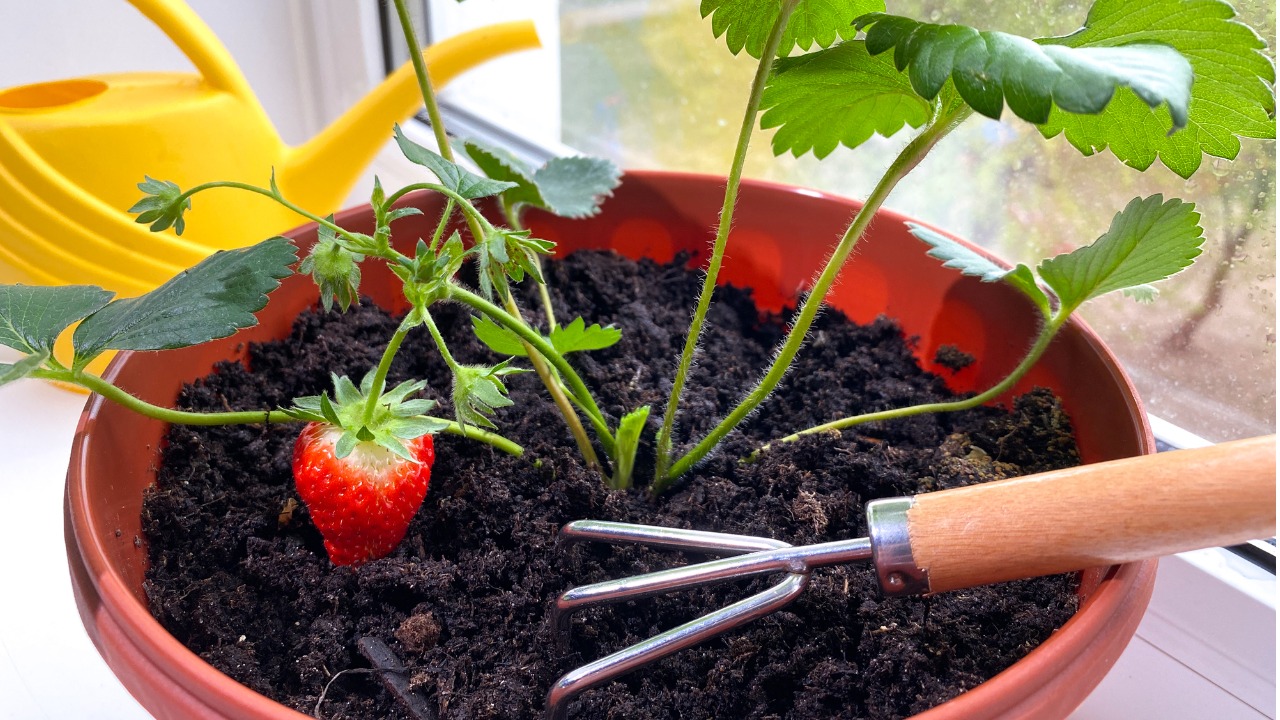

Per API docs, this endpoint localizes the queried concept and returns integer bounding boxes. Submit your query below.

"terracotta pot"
[66,171,1156,719]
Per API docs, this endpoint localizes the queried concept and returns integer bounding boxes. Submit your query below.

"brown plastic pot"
[66,170,1156,719]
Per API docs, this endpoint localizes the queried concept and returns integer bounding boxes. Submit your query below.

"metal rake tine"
[553,521,793,643]
[555,529,873,638]
[545,572,808,720]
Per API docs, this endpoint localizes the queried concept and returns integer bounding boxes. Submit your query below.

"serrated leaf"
[611,405,651,490]
[471,315,621,358]
[1123,284,1160,303]
[550,318,622,354]
[0,349,50,387]
[460,139,545,209]
[472,315,529,357]
[1038,0,1276,178]
[761,41,933,158]
[394,125,517,199]
[701,0,885,58]
[0,285,114,354]
[910,224,1051,314]
[72,237,297,364]
[533,156,622,218]
[855,12,1193,131]
[1037,195,1204,310]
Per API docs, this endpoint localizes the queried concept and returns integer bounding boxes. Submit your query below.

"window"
[401,0,1276,445]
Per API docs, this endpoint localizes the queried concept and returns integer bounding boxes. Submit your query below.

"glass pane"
[432,0,1278,442]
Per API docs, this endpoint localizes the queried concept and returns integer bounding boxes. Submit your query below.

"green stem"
[389,1,492,248]
[63,370,293,425]
[361,316,416,424]
[501,293,601,471]
[42,368,523,457]
[506,210,558,331]
[449,285,615,455]
[430,198,457,252]
[661,104,973,488]
[752,308,1067,458]
[420,309,462,374]
[179,180,368,244]
[385,183,491,229]
[653,0,800,487]
[392,0,454,163]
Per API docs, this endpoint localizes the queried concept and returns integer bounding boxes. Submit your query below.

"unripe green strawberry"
[292,422,434,566]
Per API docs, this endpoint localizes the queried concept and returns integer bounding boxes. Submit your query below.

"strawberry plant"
[2,0,1273,568]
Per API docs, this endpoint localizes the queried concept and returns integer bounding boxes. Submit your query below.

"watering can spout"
[282,20,541,207]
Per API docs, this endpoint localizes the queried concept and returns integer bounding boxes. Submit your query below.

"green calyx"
[300,224,364,312]
[451,360,528,430]
[288,371,449,460]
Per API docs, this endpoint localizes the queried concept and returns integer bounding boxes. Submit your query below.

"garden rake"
[546,436,1275,719]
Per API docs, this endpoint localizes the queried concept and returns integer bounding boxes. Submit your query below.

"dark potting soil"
[144,250,1082,720]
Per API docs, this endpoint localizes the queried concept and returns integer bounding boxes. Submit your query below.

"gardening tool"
[0,0,540,293]
[547,435,1276,718]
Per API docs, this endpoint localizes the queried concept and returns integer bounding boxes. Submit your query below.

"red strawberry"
[292,421,435,566]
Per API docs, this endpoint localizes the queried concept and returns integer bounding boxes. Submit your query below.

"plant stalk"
[752,308,1067,458]
[361,316,416,424]
[653,0,800,487]
[661,103,973,487]
[50,368,523,456]
[449,285,616,455]
[501,293,601,471]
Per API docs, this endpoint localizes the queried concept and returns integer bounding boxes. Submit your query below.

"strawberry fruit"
[293,421,435,566]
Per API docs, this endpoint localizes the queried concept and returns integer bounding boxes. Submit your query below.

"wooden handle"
[907,436,1276,594]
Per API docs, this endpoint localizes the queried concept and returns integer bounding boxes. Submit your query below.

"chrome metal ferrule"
[866,496,930,597]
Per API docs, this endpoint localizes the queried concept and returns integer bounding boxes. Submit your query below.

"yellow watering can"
[0,0,539,297]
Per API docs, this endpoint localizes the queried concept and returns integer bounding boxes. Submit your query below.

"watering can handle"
[126,0,257,101]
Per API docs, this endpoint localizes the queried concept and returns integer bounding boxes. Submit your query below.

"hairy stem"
[429,199,457,252]
[660,104,972,488]
[449,285,615,455]
[506,210,559,331]
[752,307,1066,458]
[653,0,800,487]
[46,369,523,456]
[361,316,417,424]
[393,0,453,163]
[501,293,601,471]
[178,181,369,246]
[391,0,489,246]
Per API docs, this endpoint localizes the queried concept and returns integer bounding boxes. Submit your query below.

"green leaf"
[460,139,545,209]
[0,285,114,354]
[855,12,1193,130]
[129,176,191,235]
[611,405,651,490]
[0,349,50,388]
[1037,195,1204,310]
[472,315,528,357]
[471,315,621,358]
[700,0,885,58]
[761,41,933,158]
[460,141,621,219]
[1037,0,1276,178]
[393,125,517,199]
[72,237,297,365]
[533,156,622,218]
[909,224,1050,315]
[549,318,622,354]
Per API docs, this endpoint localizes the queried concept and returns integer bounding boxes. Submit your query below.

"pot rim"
[66,169,1157,719]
